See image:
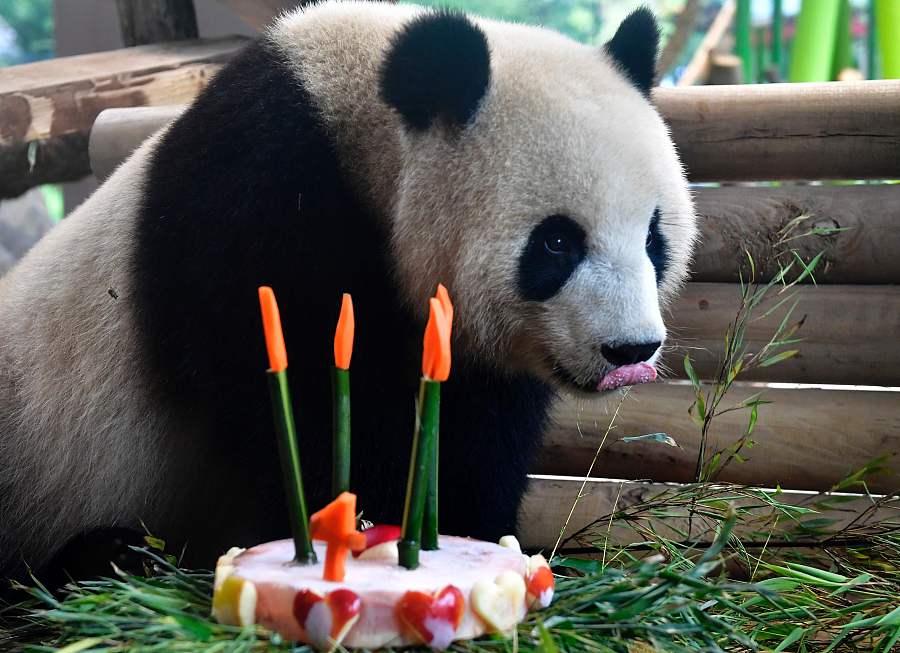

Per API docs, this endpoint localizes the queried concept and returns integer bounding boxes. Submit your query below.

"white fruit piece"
[213,546,246,590]
[211,575,258,626]
[471,570,527,633]
[498,535,522,553]
[356,540,399,563]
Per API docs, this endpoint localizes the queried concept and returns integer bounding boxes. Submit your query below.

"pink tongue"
[598,362,658,391]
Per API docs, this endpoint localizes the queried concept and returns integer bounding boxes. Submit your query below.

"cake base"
[212,535,554,650]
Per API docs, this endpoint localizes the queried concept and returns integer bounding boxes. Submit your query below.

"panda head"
[379,7,697,395]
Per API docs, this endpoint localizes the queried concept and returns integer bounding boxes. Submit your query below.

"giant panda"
[0,1,696,582]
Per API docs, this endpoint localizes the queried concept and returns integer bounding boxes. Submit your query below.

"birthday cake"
[212,285,554,649]
[212,533,553,649]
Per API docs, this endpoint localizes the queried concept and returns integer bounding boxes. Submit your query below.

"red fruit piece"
[327,588,362,640]
[526,566,555,610]
[293,588,323,627]
[397,585,464,650]
[352,524,402,558]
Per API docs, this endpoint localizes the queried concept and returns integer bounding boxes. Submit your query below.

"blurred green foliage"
[0,0,53,65]
[414,0,606,44]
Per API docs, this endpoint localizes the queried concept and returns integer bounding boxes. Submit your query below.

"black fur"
[129,38,551,567]
[603,7,660,98]
[380,10,491,131]
[518,215,587,302]
[646,207,668,284]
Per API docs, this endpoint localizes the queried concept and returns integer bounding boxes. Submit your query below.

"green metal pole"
[876,0,899,78]
[736,0,753,83]
[772,0,783,78]
[399,379,440,569]
[331,366,351,498]
[867,0,877,79]
[268,369,316,564]
[789,0,841,82]
[755,26,766,83]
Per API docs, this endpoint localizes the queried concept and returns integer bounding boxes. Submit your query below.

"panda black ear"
[380,10,491,131]
[603,7,660,98]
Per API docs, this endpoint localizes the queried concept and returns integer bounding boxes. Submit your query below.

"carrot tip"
[334,293,355,369]
[258,286,288,372]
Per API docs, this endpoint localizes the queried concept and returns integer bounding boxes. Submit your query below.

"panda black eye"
[645,230,653,247]
[544,234,571,255]
[518,215,587,302]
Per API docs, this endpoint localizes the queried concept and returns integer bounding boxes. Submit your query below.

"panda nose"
[601,341,661,367]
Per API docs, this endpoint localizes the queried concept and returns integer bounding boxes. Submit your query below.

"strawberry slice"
[352,524,402,558]
[397,585,465,650]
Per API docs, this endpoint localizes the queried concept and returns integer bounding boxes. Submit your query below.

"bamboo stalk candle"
[258,286,317,564]
[399,288,453,569]
[332,294,354,498]
[423,285,453,551]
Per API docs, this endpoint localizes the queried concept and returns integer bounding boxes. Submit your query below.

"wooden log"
[667,283,900,386]
[535,382,900,493]
[116,0,199,47]
[692,185,900,284]
[518,474,894,550]
[707,52,743,84]
[0,36,247,199]
[216,0,303,30]
[85,80,900,187]
[90,106,185,180]
[654,80,900,182]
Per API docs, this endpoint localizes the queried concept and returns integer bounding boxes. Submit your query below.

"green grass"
[2,483,899,653]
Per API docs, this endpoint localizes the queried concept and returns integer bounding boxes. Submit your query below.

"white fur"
[0,133,208,569]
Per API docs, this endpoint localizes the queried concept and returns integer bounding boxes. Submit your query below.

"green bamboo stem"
[422,381,440,551]
[831,0,852,81]
[331,366,351,498]
[399,378,440,569]
[789,0,841,82]
[876,0,898,78]
[736,0,752,83]
[268,369,316,564]
[772,0,783,77]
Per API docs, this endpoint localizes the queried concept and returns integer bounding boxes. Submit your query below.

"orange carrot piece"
[436,284,454,329]
[422,301,438,380]
[258,286,288,372]
[310,492,366,582]
[334,293,355,370]
[422,298,451,381]
[431,298,451,381]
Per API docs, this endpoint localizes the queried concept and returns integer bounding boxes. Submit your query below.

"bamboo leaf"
[55,639,105,653]
[773,626,806,652]
[760,350,799,367]
[684,355,701,391]
[793,250,824,285]
[747,404,759,435]
[621,433,679,448]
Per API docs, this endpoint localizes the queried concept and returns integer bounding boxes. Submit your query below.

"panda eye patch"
[646,207,668,285]
[518,215,587,302]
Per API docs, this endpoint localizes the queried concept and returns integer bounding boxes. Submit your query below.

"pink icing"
[598,363,657,391]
